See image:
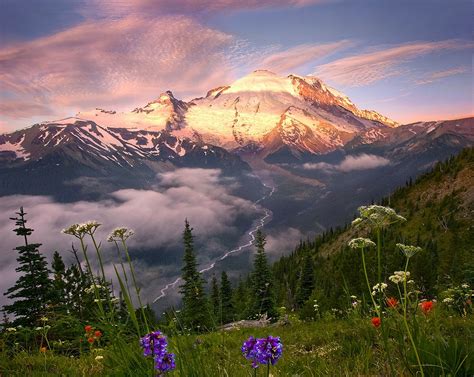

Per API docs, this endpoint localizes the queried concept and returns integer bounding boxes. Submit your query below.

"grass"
[2,313,473,376]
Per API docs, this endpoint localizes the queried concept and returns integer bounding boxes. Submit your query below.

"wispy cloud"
[257,40,352,74]
[315,40,474,87]
[415,66,468,85]
[303,154,390,172]
[0,15,236,119]
[84,0,327,18]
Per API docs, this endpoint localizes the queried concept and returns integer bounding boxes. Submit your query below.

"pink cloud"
[415,66,468,85]
[0,15,236,119]
[85,0,327,18]
[314,40,474,87]
[257,40,352,74]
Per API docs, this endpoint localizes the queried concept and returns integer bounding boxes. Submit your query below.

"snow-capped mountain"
[74,70,400,157]
[0,118,255,201]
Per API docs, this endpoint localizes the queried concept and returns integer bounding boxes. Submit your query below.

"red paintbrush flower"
[371,317,381,328]
[386,297,398,308]
[94,330,102,338]
[420,301,434,314]
[85,325,93,333]
[88,337,95,344]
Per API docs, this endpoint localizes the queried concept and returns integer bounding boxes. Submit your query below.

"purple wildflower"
[242,336,258,367]
[255,336,283,366]
[140,330,176,373]
[155,352,176,373]
[140,331,168,358]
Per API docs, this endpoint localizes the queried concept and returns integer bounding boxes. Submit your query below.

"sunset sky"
[0,0,472,132]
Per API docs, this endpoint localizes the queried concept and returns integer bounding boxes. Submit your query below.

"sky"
[0,0,472,132]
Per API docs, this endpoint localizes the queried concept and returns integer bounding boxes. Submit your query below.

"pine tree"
[295,253,315,307]
[250,230,277,320]
[233,276,248,320]
[210,275,220,321]
[220,271,234,324]
[50,251,68,313]
[179,220,212,331]
[3,208,52,327]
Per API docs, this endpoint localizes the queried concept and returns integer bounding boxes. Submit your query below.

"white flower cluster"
[348,238,376,249]
[84,284,103,294]
[352,205,406,229]
[371,282,387,296]
[62,221,101,238]
[396,243,422,258]
[389,271,411,284]
[442,297,454,304]
[107,227,135,242]
[6,327,17,332]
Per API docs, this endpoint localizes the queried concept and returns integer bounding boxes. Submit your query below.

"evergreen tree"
[179,220,212,331]
[50,251,68,313]
[233,276,249,320]
[220,271,234,324]
[250,230,277,320]
[295,253,315,307]
[3,208,52,327]
[210,275,220,321]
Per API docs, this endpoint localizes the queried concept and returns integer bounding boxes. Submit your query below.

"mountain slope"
[272,148,474,311]
[0,118,256,201]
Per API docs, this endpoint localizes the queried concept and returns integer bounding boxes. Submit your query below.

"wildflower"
[461,283,469,289]
[107,227,135,242]
[40,347,47,353]
[95,355,104,361]
[35,327,43,331]
[85,325,93,333]
[348,238,376,249]
[88,337,95,344]
[242,336,258,368]
[40,316,48,322]
[62,223,83,238]
[420,301,434,314]
[389,271,410,284]
[443,297,454,304]
[371,282,387,296]
[6,327,16,332]
[352,205,406,229]
[386,297,398,308]
[155,352,176,373]
[94,330,102,338]
[254,336,283,366]
[396,243,422,258]
[78,221,101,235]
[371,317,381,328]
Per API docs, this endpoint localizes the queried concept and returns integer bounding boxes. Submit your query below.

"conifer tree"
[179,220,212,331]
[50,251,68,313]
[250,230,277,320]
[233,276,248,320]
[210,275,220,321]
[220,271,234,324]
[3,208,52,326]
[295,253,315,307]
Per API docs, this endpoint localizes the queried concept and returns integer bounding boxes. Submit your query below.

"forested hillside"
[272,148,474,316]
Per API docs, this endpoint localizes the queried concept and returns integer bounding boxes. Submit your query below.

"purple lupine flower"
[242,336,258,368]
[140,331,168,358]
[155,352,176,373]
[255,336,283,366]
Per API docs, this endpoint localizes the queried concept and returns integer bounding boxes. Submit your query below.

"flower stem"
[266,361,270,377]
[402,257,424,377]
[361,247,378,315]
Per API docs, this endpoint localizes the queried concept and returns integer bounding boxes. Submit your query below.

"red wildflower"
[40,347,47,353]
[386,297,398,308]
[94,330,102,338]
[88,337,95,344]
[371,317,381,328]
[420,301,434,314]
[85,325,93,333]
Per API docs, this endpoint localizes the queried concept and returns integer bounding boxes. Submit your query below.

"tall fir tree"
[220,271,235,324]
[250,230,277,320]
[50,251,68,313]
[233,276,249,320]
[210,275,220,321]
[295,252,315,307]
[179,220,212,331]
[3,208,52,327]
